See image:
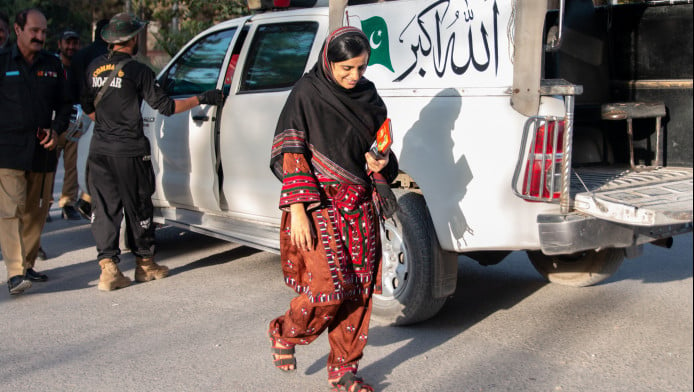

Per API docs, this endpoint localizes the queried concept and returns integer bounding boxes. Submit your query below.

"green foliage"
[0,0,95,50]
[146,0,251,56]
[2,0,249,56]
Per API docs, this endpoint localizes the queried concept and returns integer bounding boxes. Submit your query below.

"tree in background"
[136,0,250,57]
[0,0,97,51]
[1,0,250,57]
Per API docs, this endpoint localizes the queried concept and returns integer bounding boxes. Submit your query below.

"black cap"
[61,30,80,40]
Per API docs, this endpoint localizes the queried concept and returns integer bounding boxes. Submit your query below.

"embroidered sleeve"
[279,153,321,212]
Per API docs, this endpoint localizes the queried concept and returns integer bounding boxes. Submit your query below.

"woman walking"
[268,27,398,392]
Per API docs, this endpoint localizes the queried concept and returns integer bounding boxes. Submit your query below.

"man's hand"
[197,89,224,106]
[39,128,57,151]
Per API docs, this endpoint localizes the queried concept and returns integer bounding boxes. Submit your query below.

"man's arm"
[173,96,201,114]
[140,66,224,116]
[172,90,224,113]
[80,68,96,120]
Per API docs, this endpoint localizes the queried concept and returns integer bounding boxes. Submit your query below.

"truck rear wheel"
[373,191,452,326]
[527,248,625,287]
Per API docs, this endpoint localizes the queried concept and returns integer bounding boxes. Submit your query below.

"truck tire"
[372,191,452,326]
[527,248,625,287]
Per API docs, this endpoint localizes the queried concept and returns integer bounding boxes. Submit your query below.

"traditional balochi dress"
[268,27,399,380]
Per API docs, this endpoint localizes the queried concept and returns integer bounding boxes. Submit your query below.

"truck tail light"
[522,119,565,200]
[247,0,314,10]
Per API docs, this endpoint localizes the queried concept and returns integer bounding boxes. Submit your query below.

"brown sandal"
[269,332,296,372]
[329,372,374,392]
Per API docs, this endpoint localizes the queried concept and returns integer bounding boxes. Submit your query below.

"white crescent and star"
[369,30,382,49]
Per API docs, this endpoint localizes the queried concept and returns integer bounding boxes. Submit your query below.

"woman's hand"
[365,151,389,173]
[290,203,314,251]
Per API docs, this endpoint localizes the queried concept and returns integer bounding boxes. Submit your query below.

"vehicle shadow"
[1,225,260,296]
[165,243,263,276]
[0,259,100,296]
[0,210,97,295]
[345,234,691,389]
[610,233,693,284]
[121,225,263,277]
[302,254,547,389]
[32,208,94,259]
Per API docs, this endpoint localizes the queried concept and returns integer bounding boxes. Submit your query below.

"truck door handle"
[192,115,210,122]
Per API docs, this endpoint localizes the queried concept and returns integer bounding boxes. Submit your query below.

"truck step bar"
[572,166,693,226]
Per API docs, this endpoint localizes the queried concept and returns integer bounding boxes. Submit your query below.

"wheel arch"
[392,171,459,252]
[391,173,458,299]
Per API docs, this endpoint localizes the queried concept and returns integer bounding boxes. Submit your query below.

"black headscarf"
[270,27,387,185]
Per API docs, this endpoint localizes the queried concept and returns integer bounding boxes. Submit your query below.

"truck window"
[239,22,318,92]
[161,28,237,96]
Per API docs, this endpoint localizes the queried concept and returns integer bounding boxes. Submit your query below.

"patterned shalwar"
[269,153,382,380]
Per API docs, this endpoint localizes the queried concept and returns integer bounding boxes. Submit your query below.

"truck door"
[219,19,325,219]
[143,27,238,212]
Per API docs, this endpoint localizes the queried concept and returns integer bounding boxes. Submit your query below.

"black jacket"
[0,45,72,172]
[82,52,176,157]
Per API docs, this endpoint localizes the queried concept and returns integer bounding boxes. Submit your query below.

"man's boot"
[135,257,169,282]
[98,258,132,291]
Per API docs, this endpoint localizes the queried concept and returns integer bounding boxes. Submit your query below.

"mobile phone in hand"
[372,118,392,158]
[369,141,387,159]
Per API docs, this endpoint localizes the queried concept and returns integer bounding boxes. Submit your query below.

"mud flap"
[433,249,458,298]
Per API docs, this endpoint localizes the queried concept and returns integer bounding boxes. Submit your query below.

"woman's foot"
[329,372,374,392]
[269,333,296,372]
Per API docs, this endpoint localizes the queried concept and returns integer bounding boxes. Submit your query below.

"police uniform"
[0,44,71,282]
[84,12,221,291]
[81,51,176,264]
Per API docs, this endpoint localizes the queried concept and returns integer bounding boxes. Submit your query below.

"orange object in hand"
[371,118,393,158]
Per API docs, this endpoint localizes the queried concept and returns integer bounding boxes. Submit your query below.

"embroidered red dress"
[269,152,382,379]
[268,26,398,383]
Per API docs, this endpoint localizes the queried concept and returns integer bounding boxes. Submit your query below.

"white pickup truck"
[78,0,693,325]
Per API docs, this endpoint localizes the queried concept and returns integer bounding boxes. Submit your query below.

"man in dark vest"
[0,8,72,294]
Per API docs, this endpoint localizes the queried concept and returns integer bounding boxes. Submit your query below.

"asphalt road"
[1,173,692,392]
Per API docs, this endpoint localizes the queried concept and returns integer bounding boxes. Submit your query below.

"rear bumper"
[537,213,693,255]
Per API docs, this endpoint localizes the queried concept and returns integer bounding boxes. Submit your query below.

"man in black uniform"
[55,30,83,221]
[0,8,72,294]
[70,18,109,220]
[81,12,223,291]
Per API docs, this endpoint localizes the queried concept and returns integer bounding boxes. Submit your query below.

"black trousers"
[87,153,155,262]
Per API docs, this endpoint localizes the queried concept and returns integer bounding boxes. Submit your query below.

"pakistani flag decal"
[361,16,393,72]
